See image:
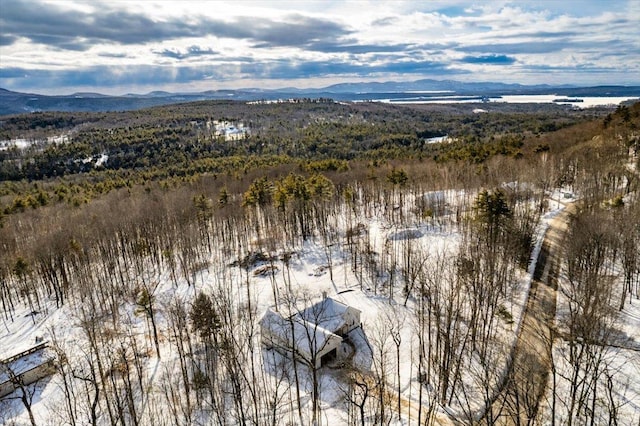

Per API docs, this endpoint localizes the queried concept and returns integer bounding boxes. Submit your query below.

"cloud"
[97,52,131,59]
[460,54,516,65]
[300,39,458,58]
[0,0,203,49]
[458,38,637,56]
[371,16,398,26]
[154,46,218,60]
[525,64,621,73]
[0,58,469,91]
[0,0,352,51]
[237,58,469,82]
[457,41,562,55]
[0,0,638,93]
[247,14,352,48]
[305,41,414,54]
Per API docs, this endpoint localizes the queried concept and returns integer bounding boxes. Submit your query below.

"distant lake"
[365,94,639,108]
[493,95,639,107]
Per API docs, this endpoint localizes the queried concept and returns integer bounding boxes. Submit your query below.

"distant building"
[259,296,361,368]
[211,120,249,141]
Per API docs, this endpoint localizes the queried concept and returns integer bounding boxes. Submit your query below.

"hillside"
[2,80,639,115]
[0,100,611,216]
[0,102,639,425]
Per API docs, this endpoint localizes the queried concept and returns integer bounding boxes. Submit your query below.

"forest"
[0,101,604,213]
[0,100,639,425]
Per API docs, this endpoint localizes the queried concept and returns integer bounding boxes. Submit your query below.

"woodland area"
[0,101,604,214]
[0,100,639,425]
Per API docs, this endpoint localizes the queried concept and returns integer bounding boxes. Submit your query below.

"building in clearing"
[0,342,56,399]
[210,120,249,141]
[259,296,361,368]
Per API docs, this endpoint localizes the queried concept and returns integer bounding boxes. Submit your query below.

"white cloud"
[0,0,638,94]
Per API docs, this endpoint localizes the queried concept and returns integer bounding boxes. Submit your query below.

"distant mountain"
[271,79,574,95]
[1,80,639,116]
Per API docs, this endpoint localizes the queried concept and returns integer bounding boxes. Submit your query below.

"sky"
[0,0,638,95]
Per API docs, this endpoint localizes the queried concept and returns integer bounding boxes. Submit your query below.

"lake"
[364,94,638,108]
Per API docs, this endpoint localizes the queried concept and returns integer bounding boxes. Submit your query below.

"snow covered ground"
[0,134,69,151]
[537,289,640,425]
[532,188,640,425]
[538,257,640,424]
[1,185,636,425]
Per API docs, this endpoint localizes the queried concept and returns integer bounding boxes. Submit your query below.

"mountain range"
[1,79,639,116]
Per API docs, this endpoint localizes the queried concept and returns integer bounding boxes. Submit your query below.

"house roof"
[259,308,340,357]
[297,297,360,334]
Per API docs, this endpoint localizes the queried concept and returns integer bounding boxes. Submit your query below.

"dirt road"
[482,204,575,425]
[348,205,574,426]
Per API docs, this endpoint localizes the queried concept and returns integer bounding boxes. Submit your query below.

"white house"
[211,120,249,141]
[297,297,361,337]
[0,343,56,398]
[259,296,361,368]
